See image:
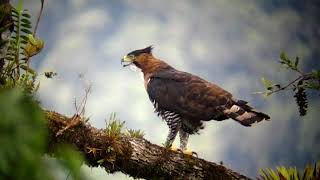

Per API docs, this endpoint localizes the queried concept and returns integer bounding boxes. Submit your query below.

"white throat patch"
[129,64,138,72]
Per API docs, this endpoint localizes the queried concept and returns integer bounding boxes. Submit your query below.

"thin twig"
[268,73,313,95]
[33,0,44,36]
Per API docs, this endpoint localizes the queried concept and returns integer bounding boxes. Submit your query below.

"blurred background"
[16,0,320,179]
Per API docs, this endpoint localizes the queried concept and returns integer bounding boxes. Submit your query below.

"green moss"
[104,112,144,139]
[104,112,125,140]
[125,129,145,138]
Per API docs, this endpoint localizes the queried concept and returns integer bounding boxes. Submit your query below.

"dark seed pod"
[293,87,308,116]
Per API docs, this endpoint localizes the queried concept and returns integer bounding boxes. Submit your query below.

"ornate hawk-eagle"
[121,46,270,153]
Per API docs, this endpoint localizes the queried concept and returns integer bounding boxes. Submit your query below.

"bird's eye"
[129,55,135,59]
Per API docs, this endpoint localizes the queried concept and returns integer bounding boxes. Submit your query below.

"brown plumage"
[121,46,270,151]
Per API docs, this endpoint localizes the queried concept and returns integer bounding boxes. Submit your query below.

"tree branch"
[45,110,251,180]
[268,73,312,95]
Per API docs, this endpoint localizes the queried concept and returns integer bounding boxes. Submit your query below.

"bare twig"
[55,114,81,137]
[33,0,44,36]
[266,73,313,96]
[57,75,92,137]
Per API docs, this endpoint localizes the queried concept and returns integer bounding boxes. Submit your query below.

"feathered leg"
[179,129,196,156]
[179,129,189,151]
[164,119,181,148]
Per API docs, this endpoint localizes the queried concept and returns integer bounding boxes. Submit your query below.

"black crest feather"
[128,45,153,56]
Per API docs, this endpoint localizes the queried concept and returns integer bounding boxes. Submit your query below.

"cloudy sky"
[20,0,320,179]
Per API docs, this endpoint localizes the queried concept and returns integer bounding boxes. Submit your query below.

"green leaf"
[27,34,37,44]
[305,82,320,90]
[20,40,28,44]
[97,159,105,165]
[21,18,31,24]
[21,23,32,29]
[16,0,24,12]
[0,88,50,179]
[5,56,15,61]
[11,13,19,18]
[20,35,28,41]
[10,35,17,40]
[55,144,85,180]
[21,28,32,34]
[280,51,289,62]
[261,77,273,89]
[11,8,19,15]
[125,129,145,138]
[20,65,36,75]
[12,18,19,23]
[6,51,15,56]
[21,57,28,61]
[22,13,31,18]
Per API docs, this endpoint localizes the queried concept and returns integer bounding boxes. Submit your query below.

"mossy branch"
[45,110,251,180]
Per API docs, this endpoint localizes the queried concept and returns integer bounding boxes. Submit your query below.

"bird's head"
[121,46,153,68]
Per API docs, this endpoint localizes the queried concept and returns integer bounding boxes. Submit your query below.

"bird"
[121,46,270,154]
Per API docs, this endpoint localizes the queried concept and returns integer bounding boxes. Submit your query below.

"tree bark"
[45,110,251,180]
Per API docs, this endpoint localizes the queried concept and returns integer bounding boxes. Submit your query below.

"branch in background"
[256,52,320,116]
[45,110,251,180]
[33,0,43,36]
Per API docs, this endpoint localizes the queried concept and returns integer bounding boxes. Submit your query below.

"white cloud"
[70,0,88,9]
[100,13,161,57]
[35,0,319,179]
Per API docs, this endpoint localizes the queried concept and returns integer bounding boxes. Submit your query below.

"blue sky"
[19,0,320,179]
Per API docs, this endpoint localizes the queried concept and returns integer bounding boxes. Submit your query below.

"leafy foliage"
[0,0,44,94]
[54,144,86,180]
[259,161,320,180]
[258,52,320,116]
[0,88,86,179]
[105,112,125,140]
[125,128,145,138]
[0,1,86,179]
[105,112,145,139]
[0,88,50,179]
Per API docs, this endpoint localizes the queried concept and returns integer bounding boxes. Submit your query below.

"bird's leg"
[164,127,179,149]
[164,122,180,150]
[179,129,189,151]
[179,129,197,156]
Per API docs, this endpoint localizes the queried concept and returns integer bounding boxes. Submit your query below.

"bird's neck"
[139,56,171,78]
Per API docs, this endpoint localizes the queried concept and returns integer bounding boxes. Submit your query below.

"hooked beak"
[121,55,134,67]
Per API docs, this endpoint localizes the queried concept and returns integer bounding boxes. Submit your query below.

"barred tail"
[223,100,270,126]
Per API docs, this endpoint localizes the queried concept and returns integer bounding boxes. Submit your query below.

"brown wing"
[147,69,233,121]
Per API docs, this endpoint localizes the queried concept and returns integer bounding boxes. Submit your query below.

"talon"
[182,150,193,156]
[169,145,179,152]
[192,151,198,157]
[181,149,198,157]
[177,148,184,153]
